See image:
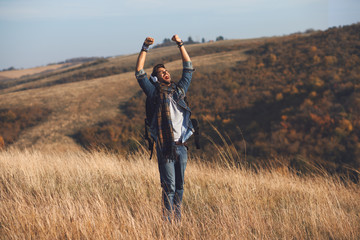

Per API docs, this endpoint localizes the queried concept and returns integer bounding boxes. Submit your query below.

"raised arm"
[135,37,154,72]
[172,35,194,93]
[172,35,191,63]
[135,37,156,97]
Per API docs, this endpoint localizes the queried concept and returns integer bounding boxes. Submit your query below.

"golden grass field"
[1,148,359,239]
[2,33,358,239]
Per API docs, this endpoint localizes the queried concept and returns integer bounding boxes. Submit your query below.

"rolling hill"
[0,37,267,151]
[1,24,359,175]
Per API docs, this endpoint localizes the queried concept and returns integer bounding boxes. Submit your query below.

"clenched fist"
[144,37,154,46]
[172,34,182,44]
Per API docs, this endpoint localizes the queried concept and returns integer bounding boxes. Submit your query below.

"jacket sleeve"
[177,61,195,94]
[135,69,156,97]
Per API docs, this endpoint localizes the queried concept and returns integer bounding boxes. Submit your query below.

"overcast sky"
[1,0,359,70]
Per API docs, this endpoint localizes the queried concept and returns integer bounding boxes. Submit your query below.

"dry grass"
[1,149,359,239]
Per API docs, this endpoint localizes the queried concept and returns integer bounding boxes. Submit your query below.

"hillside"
[76,24,360,174]
[1,24,360,174]
[0,37,269,151]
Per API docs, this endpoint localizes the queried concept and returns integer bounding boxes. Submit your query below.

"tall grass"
[0,149,359,239]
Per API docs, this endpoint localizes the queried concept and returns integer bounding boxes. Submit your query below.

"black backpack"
[144,87,159,159]
[144,83,200,159]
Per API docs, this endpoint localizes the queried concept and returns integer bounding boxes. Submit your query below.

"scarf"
[157,83,177,160]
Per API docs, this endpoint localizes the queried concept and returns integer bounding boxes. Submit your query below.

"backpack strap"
[144,82,162,160]
[145,118,156,160]
[144,119,151,150]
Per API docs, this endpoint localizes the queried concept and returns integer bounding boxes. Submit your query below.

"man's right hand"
[144,37,154,46]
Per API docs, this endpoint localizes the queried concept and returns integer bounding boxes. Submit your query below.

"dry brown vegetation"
[2,24,359,240]
[0,107,51,146]
[0,149,359,239]
[0,36,261,151]
[0,63,72,80]
[72,24,360,175]
[1,24,359,175]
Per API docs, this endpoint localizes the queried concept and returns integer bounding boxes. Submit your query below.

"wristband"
[177,40,184,48]
[141,43,150,52]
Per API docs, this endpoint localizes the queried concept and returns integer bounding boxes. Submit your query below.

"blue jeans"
[157,145,188,221]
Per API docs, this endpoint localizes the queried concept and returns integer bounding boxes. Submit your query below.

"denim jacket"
[135,61,195,144]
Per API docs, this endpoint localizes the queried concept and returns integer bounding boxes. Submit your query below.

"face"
[156,67,171,84]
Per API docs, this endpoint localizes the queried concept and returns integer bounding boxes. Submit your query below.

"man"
[135,35,195,221]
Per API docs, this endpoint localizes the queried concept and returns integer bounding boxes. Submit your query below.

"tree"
[1,66,16,72]
[187,36,194,43]
[216,36,224,41]
[162,38,171,44]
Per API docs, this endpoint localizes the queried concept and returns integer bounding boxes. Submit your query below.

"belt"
[175,141,187,147]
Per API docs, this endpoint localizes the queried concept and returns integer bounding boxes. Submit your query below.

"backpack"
[144,82,200,159]
[144,87,159,160]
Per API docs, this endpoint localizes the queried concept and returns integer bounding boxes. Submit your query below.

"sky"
[1,0,360,70]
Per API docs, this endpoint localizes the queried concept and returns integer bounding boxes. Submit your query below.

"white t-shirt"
[169,96,185,141]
